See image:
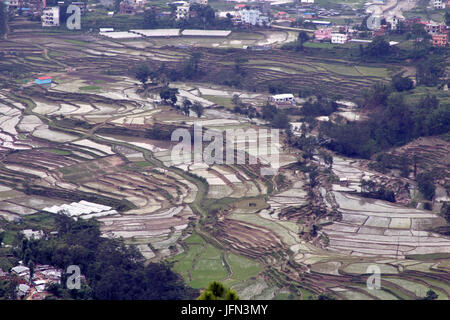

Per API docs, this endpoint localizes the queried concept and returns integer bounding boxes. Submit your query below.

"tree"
[234,57,248,75]
[114,0,122,13]
[323,152,333,169]
[297,31,310,44]
[416,57,445,87]
[392,75,413,92]
[143,8,159,29]
[182,99,192,116]
[134,64,151,85]
[423,289,438,300]
[416,172,435,201]
[197,281,239,300]
[411,23,430,42]
[271,112,289,129]
[16,215,198,300]
[232,94,241,107]
[183,52,203,79]
[0,2,7,39]
[159,86,179,105]
[445,10,450,26]
[364,36,390,57]
[191,102,204,118]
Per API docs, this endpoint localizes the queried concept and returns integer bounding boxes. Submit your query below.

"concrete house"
[269,94,295,105]
[42,7,60,27]
[331,33,348,44]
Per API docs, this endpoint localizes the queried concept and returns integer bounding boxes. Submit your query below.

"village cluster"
[0,260,63,299]
[3,0,449,46]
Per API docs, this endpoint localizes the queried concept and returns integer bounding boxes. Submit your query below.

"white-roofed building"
[181,29,232,37]
[17,284,30,297]
[42,200,117,220]
[331,33,349,44]
[22,229,44,240]
[130,29,181,37]
[99,31,142,39]
[269,94,295,105]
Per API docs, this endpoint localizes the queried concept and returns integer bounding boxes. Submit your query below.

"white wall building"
[190,0,208,5]
[331,33,348,44]
[176,2,190,20]
[269,94,295,104]
[433,0,446,9]
[42,7,60,27]
[240,9,269,26]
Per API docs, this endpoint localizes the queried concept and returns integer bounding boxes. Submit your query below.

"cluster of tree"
[301,97,339,117]
[320,84,450,158]
[369,152,412,177]
[267,81,295,95]
[12,215,198,300]
[261,103,289,129]
[0,278,18,300]
[176,98,203,117]
[281,31,310,52]
[287,132,318,160]
[231,94,259,118]
[415,56,446,87]
[360,36,391,58]
[361,179,396,202]
[133,52,204,86]
[441,202,450,223]
[416,171,435,201]
[159,86,179,105]
[391,75,414,92]
[182,52,203,80]
[422,289,438,300]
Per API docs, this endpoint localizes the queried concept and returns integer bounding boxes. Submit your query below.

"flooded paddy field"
[0,26,448,300]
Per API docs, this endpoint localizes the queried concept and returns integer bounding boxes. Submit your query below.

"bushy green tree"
[192,102,204,118]
[416,172,435,201]
[197,281,239,300]
[134,63,151,85]
[0,2,7,38]
[392,75,413,92]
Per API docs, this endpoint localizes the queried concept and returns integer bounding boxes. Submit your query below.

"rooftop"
[181,29,232,37]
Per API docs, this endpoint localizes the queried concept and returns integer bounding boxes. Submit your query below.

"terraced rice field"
[0,26,448,300]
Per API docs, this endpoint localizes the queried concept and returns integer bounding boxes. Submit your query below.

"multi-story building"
[176,2,189,20]
[433,0,446,9]
[42,7,59,27]
[8,0,25,10]
[331,33,348,44]
[432,33,448,46]
[424,22,447,35]
[240,9,269,26]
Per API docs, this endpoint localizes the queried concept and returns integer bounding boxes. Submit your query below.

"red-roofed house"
[275,11,288,19]
[314,28,332,41]
[35,76,52,85]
